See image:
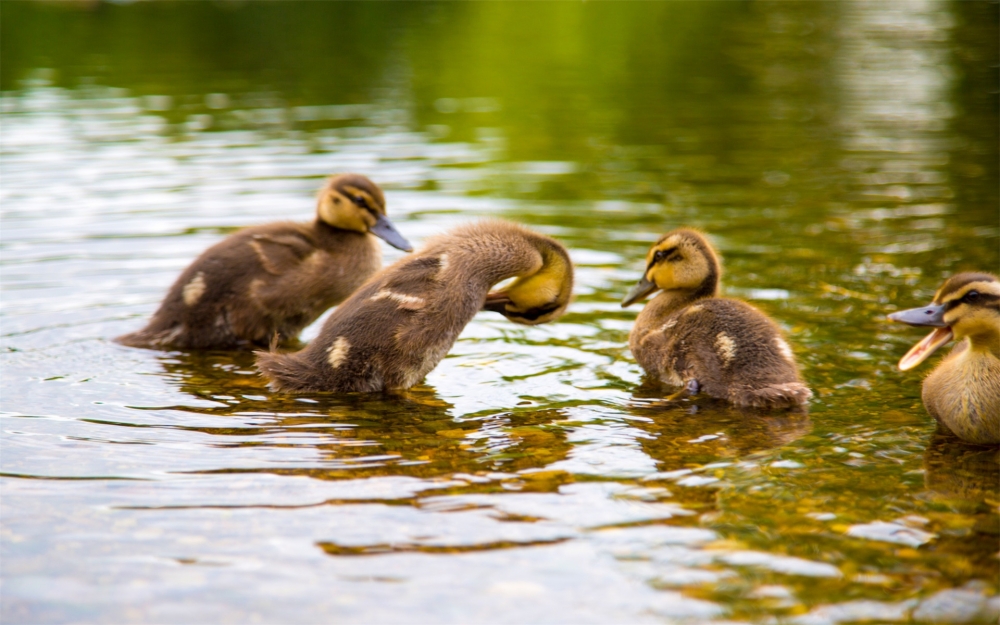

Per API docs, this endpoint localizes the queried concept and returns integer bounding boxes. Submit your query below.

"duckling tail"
[255,350,325,393]
[114,330,151,348]
[733,382,812,409]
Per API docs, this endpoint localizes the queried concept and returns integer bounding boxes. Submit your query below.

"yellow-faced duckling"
[116,173,411,350]
[889,272,1000,445]
[621,228,811,409]
[256,220,573,393]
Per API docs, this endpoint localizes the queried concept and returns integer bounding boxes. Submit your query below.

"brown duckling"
[116,173,411,350]
[255,220,573,393]
[889,272,1000,445]
[621,228,811,409]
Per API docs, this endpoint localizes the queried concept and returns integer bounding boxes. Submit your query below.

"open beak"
[888,303,952,371]
[370,214,413,252]
[621,275,657,308]
[482,290,511,314]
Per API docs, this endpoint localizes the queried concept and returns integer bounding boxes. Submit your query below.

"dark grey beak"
[622,275,657,308]
[482,291,511,313]
[888,303,947,327]
[370,214,413,252]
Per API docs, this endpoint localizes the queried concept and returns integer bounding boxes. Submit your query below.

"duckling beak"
[482,291,511,314]
[621,275,657,308]
[370,214,413,252]
[889,303,953,371]
[888,303,947,328]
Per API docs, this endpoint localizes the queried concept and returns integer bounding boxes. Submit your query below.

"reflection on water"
[924,430,1000,504]
[2,1,998,623]
[156,350,574,481]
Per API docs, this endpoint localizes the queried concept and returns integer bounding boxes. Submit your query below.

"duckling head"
[316,173,412,251]
[889,272,1000,370]
[621,228,720,307]
[482,239,573,325]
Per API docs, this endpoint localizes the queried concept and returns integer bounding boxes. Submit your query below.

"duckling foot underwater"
[116,173,411,351]
[255,220,573,393]
[890,272,1000,446]
[621,228,811,410]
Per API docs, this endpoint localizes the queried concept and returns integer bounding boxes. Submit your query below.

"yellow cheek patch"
[319,194,370,232]
[948,307,1000,341]
[649,264,676,290]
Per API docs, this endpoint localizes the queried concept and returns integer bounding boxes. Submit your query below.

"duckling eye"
[351,196,368,209]
[964,290,980,303]
[652,246,681,264]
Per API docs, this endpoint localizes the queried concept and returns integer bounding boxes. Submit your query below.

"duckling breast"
[923,349,1000,445]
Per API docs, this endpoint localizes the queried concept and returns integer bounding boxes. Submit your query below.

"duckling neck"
[646,286,714,318]
[314,219,367,241]
[435,229,552,290]
[964,330,1000,359]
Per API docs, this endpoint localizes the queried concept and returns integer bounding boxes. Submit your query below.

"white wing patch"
[774,337,794,363]
[182,272,207,306]
[715,332,737,366]
[658,319,678,333]
[327,336,351,369]
[161,326,184,343]
[372,290,425,310]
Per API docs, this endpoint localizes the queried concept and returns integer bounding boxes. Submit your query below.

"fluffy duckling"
[621,229,811,409]
[256,220,573,393]
[889,272,1000,445]
[116,173,411,350]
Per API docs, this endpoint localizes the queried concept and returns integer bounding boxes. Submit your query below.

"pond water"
[2,2,998,623]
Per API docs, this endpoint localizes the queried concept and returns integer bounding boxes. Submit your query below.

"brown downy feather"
[256,220,574,393]
[116,173,409,351]
[622,228,811,409]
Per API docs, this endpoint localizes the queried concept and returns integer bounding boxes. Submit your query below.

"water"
[2,2,998,623]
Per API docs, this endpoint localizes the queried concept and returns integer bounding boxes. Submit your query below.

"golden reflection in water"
[628,379,812,465]
[923,429,999,506]
[919,432,1000,598]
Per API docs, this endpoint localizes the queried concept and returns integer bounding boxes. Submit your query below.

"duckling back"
[116,223,381,350]
[256,220,573,393]
[632,296,811,409]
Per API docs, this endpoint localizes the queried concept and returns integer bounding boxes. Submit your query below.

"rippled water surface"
[2,2,998,623]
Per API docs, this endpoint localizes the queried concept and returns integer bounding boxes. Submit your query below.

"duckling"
[621,228,811,409]
[116,173,412,350]
[255,220,573,393]
[889,272,1000,445]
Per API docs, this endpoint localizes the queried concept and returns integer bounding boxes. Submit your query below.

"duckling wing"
[248,232,316,275]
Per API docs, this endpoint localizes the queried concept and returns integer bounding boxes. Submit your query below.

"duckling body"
[622,229,810,409]
[890,272,1000,445]
[116,174,411,350]
[923,343,1000,444]
[256,220,573,393]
